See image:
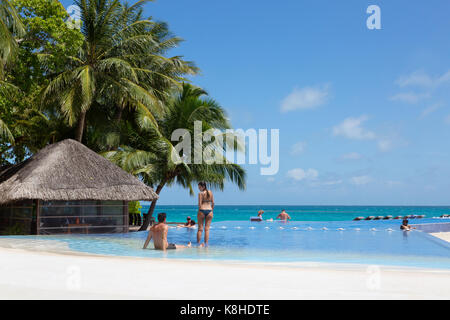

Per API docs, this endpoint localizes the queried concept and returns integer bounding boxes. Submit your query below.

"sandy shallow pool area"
[1,247,450,299]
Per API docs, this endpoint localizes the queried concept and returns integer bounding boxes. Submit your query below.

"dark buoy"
[364,216,375,220]
[393,216,402,219]
[383,215,393,220]
[353,217,364,221]
[373,216,384,220]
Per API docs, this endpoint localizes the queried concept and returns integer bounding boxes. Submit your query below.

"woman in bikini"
[197,182,214,246]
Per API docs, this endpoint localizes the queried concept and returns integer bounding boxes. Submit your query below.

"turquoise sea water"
[140,205,450,222]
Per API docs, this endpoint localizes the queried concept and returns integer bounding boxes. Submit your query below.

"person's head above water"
[187,216,191,221]
[402,218,409,225]
[157,212,167,223]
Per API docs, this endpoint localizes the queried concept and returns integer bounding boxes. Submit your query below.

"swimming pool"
[1,218,450,269]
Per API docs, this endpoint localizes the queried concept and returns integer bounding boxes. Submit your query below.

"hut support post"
[123,201,129,233]
[36,200,41,235]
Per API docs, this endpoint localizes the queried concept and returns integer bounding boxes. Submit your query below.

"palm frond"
[0,117,14,143]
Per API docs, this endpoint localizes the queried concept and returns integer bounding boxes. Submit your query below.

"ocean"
[139,205,450,222]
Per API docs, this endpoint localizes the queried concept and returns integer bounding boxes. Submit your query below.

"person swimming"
[276,209,291,221]
[143,213,191,250]
[400,218,415,231]
[177,217,195,228]
[185,216,196,227]
[177,216,196,228]
[197,182,214,246]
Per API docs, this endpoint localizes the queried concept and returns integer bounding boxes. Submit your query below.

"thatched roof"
[0,139,158,204]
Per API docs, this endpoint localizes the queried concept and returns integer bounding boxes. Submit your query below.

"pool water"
[2,219,450,269]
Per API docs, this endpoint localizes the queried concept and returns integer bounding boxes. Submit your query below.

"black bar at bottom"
[0,300,436,318]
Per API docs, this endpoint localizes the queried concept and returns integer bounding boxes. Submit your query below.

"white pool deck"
[431,232,450,243]
[1,247,450,300]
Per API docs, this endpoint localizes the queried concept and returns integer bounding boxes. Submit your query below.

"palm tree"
[104,83,246,230]
[0,0,24,144]
[42,0,197,143]
[0,0,24,76]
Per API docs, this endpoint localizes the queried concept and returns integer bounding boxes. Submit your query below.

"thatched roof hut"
[0,140,158,235]
[0,139,158,204]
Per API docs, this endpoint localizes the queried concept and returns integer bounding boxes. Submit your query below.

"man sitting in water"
[276,209,291,221]
[400,218,415,231]
[143,212,191,250]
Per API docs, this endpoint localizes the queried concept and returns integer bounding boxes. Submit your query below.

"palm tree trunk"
[138,183,165,231]
[75,111,87,142]
[115,104,124,122]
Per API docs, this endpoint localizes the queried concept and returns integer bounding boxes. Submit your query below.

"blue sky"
[62,0,450,205]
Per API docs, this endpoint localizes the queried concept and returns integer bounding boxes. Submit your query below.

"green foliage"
[41,0,198,143]
[128,201,142,214]
[0,1,245,222]
[0,0,25,144]
[104,83,246,230]
[0,0,25,76]
[12,0,84,88]
[105,83,246,194]
[0,0,84,163]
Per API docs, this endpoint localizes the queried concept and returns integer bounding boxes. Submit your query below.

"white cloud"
[287,168,318,181]
[377,139,393,152]
[445,115,450,125]
[333,117,400,153]
[391,70,450,106]
[340,152,362,160]
[280,85,330,113]
[309,178,343,188]
[350,175,371,185]
[386,180,403,187]
[396,71,434,87]
[440,71,450,85]
[291,141,306,155]
[396,70,450,88]
[332,115,376,140]
[389,92,430,104]
[421,102,443,118]
[321,179,343,186]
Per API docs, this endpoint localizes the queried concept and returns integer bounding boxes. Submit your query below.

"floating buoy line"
[206,226,401,232]
[353,215,425,221]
